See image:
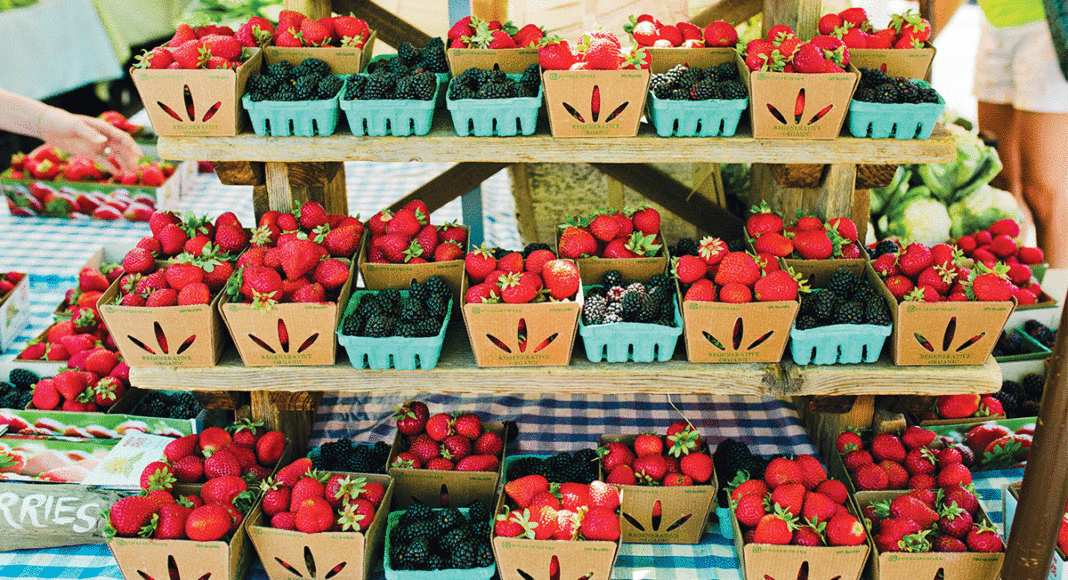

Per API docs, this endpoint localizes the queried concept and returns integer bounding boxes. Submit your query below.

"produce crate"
[383,507,495,580]
[542,69,650,137]
[247,474,393,580]
[579,287,682,363]
[445,75,541,137]
[646,94,748,137]
[461,274,582,367]
[221,257,357,366]
[740,52,859,139]
[340,79,439,136]
[891,298,1015,366]
[242,92,342,137]
[847,80,945,140]
[335,290,451,370]
[599,434,716,543]
[568,233,668,286]
[680,289,799,363]
[387,422,507,509]
[131,48,262,136]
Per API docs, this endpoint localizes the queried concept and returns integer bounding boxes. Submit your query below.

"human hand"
[37,108,143,173]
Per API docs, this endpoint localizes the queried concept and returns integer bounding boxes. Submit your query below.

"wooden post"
[799,395,875,462]
[1001,287,1068,579]
[762,0,822,39]
[283,0,331,19]
[264,162,348,215]
[249,391,322,456]
[753,163,860,222]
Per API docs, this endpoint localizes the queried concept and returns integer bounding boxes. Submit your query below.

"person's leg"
[977,101,1022,197]
[1016,111,1068,267]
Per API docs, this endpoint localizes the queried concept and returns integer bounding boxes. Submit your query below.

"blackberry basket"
[445,74,542,137]
[789,321,892,365]
[242,91,341,137]
[340,75,440,137]
[578,286,683,363]
[847,79,945,139]
[335,290,451,370]
[646,93,748,137]
[383,508,495,580]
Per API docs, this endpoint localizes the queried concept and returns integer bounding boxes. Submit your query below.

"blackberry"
[669,88,689,101]
[9,368,39,389]
[437,507,467,531]
[344,75,367,100]
[874,83,899,104]
[522,243,551,258]
[265,61,294,84]
[401,503,436,526]
[894,78,920,103]
[315,439,353,470]
[425,276,449,299]
[621,290,643,318]
[360,75,393,100]
[918,87,941,103]
[450,538,481,569]
[828,269,861,297]
[653,84,674,100]
[605,286,626,303]
[400,300,428,322]
[398,43,422,66]
[865,298,892,325]
[726,239,747,252]
[291,75,318,100]
[426,294,450,321]
[664,64,686,85]
[300,58,331,77]
[476,83,513,99]
[992,390,1020,418]
[1028,325,1055,349]
[507,456,546,481]
[1019,400,1041,417]
[737,454,769,481]
[272,86,298,102]
[854,87,877,102]
[545,453,573,483]
[458,67,485,87]
[813,290,840,321]
[424,554,447,570]
[1022,373,1046,401]
[795,314,819,330]
[583,294,608,325]
[874,239,900,257]
[520,64,541,95]
[799,293,817,318]
[689,79,716,100]
[317,75,344,99]
[677,68,702,89]
[464,499,491,529]
[637,294,660,321]
[379,289,403,312]
[408,72,437,100]
[409,281,430,303]
[399,537,431,569]
[363,314,396,337]
[649,74,673,96]
[419,37,449,73]
[491,248,515,260]
[712,438,752,483]
[649,284,673,310]
[475,543,494,567]
[715,61,739,82]
[835,301,866,325]
[717,80,747,100]
[449,82,477,100]
[648,274,671,290]
[438,527,470,553]
[672,238,699,257]
[602,270,623,288]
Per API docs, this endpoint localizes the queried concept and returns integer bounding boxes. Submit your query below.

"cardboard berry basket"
[738,53,859,140]
[890,297,1016,366]
[131,48,262,137]
[598,434,716,543]
[220,257,358,367]
[446,46,539,75]
[53,243,134,317]
[461,273,583,367]
[263,31,378,75]
[645,46,736,74]
[849,43,936,79]
[97,276,227,368]
[108,498,258,580]
[491,490,622,580]
[677,279,799,364]
[730,490,870,580]
[387,422,509,509]
[247,474,394,580]
[0,271,30,352]
[1004,482,1066,580]
[357,225,468,306]
[566,233,669,286]
[857,490,1004,580]
[542,69,650,137]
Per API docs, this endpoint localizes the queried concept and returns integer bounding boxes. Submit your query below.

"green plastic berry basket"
[340,77,440,137]
[368,54,450,108]
[445,74,542,137]
[241,92,341,137]
[847,80,945,139]
[789,322,892,365]
[578,286,683,363]
[335,290,452,370]
[646,93,748,137]
[384,508,495,580]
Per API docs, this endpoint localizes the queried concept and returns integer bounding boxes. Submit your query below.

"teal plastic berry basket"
[340,77,440,136]
[384,508,495,580]
[241,92,341,137]
[789,322,891,365]
[335,290,451,370]
[646,93,748,137]
[368,55,450,107]
[847,80,945,139]
[445,75,542,137]
[578,287,683,363]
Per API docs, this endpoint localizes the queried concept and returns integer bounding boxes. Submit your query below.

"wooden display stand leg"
[751,163,866,242]
[795,395,875,462]
[250,391,322,455]
[265,161,347,215]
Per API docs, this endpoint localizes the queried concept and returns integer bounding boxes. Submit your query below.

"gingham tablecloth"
[0,166,1021,580]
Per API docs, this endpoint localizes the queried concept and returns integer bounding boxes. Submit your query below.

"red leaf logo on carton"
[156,85,222,123]
[912,316,986,353]
[702,317,775,352]
[128,321,196,355]
[766,88,834,127]
[246,318,319,355]
[485,317,558,354]
[621,499,692,534]
[273,546,346,579]
[560,85,630,125]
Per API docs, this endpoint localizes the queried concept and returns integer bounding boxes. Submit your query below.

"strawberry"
[965,522,1003,552]
[753,270,800,302]
[455,454,498,471]
[771,482,806,517]
[541,259,579,300]
[871,433,907,463]
[679,451,713,484]
[703,20,737,46]
[815,479,848,505]
[557,226,598,259]
[164,434,199,463]
[465,245,497,282]
[581,506,620,541]
[451,412,482,440]
[936,394,980,419]
[853,463,889,491]
[633,453,667,483]
[538,36,577,70]
[425,413,454,441]
[200,474,247,507]
[630,19,658,47]
[826,513,866,546]
[968,264,1015,301]
[386,208,422,237]
[938,463,973,488]
[107,496,159,537]
[794,454,827,490]
[203,449,241,479]
[253,430,285,466]
[764,457,803,489]
[753,512,793,544]
[714,252,761,287]
[474,431,504,457]
[734,494,768,527]
[630,207,660,235]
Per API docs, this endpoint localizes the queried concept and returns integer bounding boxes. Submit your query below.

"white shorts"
[974,19,1068,114]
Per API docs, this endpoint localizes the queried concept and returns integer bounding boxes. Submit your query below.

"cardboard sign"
[0,482,125,551]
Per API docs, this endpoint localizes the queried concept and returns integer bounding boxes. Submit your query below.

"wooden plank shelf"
[128,327,1001,397]
[157,118,957,165]
[782,355,1002,396]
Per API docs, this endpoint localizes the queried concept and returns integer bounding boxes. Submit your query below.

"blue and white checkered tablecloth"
[0,166,1019,580]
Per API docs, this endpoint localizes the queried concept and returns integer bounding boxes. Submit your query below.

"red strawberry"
[764,457,803,489]
[815,479,848,505]
[936,395,980,419]
[753,513,793,544]
[557,226,597,259]
[581,507,620,541]
[704,20,738,47]
[826,513,867,546]
[853,463,889,491]
[464,245,497,282]
[631,207,660,235]
[679,452,713,484]
[541,259,579,300]
[771,483,806,517]
[965,522,1004,552]
[714,252,761,287]
[871,433,906,463]
[474,431,503,456]
[455,454,498,472]
[937,463,973,488]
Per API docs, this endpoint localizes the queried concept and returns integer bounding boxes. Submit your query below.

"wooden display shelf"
[127,327,1001,396]
[782,354,1002,396]
[157,118,956,164]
